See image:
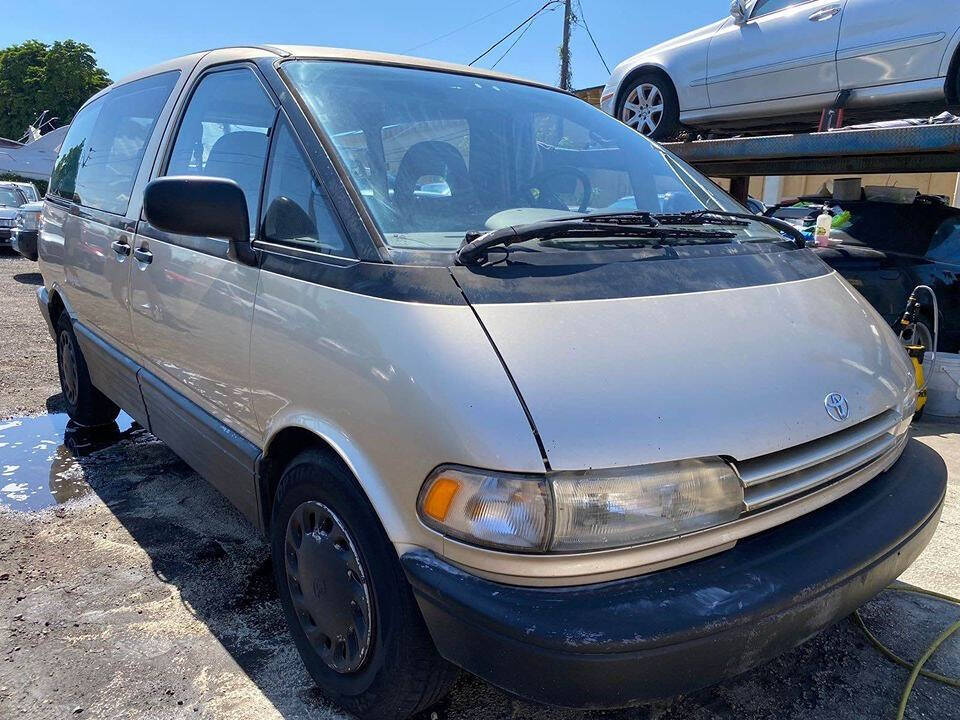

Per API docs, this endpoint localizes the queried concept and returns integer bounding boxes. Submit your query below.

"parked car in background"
[601,0,960,139]
[11,181,40,203]
[0,182,28,249]
[12,200,43,260]
[768,194,960,351]
[37,46,941,720]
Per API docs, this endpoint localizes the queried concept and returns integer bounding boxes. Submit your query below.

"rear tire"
[617,71,681,141]
[271,449,457,720]
[55,313,120,427]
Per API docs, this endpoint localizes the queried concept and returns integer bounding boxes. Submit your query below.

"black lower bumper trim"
[402,438,946,708]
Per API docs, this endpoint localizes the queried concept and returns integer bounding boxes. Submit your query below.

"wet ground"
[0,249,958,719]
[1,412,136,511]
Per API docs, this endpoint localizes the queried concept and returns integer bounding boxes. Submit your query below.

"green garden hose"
[853,585,960,720]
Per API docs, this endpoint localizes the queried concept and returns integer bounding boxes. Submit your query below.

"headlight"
[15,211,38,230]
[418,459,744,553]
[418,468,550,551]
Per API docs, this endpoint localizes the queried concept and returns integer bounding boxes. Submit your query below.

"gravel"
[0,248,957,719]
[0,251,64,420]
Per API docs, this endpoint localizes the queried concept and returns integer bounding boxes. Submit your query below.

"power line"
[402,0,529,54]
[576,0,610,74]
[468,0,562,66]
[490,7,547,69]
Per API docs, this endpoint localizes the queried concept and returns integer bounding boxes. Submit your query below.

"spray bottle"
[814,205,832,247]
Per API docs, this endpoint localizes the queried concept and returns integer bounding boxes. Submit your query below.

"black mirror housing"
[143,176,256,265]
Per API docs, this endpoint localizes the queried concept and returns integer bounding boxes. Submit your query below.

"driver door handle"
[133,247,153,265]
[110,239,131,257]
[809,6,841,21]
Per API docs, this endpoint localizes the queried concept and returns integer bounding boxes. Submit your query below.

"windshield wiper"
[655,210,807,247]
[456,219,736,265]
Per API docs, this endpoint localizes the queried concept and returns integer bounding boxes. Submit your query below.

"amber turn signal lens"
[421,475,460,521]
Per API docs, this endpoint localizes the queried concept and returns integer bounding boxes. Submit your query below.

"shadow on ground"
[12,272,42,286]
[1,413,958,719]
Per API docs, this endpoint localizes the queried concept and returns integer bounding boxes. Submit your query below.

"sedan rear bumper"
[12,229,38,261]
[402,437,945,708]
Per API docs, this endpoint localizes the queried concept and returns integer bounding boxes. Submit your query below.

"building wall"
[713,173,960,207]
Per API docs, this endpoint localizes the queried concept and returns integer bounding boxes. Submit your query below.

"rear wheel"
[271,449,457,720]
[55,313,120,427]
[617,71,681,140]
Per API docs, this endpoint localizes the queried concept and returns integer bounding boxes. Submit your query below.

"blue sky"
[2,0,722,89]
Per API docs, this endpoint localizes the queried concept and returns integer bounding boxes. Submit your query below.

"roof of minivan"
[105,45,563,96]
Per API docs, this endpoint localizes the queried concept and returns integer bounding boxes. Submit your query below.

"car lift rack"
[662,123,960,203]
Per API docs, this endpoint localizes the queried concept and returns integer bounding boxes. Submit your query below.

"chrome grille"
[0,218,14,228]
[734,409,907,512]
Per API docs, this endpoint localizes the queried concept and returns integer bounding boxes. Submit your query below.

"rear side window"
[166,68,275,234]
[49,71,179,214]
[261,120,353,257]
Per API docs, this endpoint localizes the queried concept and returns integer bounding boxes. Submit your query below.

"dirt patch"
[0,251,64,420]
[0,247,957,719]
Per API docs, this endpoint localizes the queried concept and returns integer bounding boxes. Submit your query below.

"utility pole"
[559,0,573,90]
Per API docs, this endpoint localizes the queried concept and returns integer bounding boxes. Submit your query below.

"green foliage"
[0,39,110,141]
[0,173,46,197]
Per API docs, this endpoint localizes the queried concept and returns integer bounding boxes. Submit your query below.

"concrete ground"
[0,250,958,719]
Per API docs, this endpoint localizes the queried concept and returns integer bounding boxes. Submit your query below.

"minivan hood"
[457,263,914,471]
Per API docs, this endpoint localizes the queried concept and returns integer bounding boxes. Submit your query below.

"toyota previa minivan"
[36,47,945,718]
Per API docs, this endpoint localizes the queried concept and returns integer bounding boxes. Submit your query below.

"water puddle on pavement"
[0,412,136,511]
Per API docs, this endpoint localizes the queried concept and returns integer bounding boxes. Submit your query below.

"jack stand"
[819,89,852,131]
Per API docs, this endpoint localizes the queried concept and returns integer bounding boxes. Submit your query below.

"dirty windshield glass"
[282,61,773,250]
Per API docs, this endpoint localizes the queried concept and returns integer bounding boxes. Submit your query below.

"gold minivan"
[37,46,945,719]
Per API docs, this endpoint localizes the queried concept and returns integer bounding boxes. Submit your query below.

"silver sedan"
[600,0,960,139]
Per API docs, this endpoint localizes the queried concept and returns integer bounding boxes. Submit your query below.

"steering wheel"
[521,167,593,214]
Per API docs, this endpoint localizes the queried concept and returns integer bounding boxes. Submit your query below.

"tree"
[0,40,110,141]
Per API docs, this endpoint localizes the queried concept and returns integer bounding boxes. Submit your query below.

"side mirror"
[142,176,256,265]
[730,0,748,24]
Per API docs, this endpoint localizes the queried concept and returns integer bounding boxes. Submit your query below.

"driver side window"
[751,0,803,19]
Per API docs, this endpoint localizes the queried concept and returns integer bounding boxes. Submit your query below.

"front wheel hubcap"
[621,83,664,136]
[284,501,373,674]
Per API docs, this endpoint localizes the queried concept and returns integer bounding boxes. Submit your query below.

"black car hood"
[815,244,889,262]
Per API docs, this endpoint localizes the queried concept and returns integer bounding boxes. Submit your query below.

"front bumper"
[0,227,11,244]
[402,437,945,708]
[11,229,38,261]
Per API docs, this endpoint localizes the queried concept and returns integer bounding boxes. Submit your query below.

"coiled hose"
[853,585,959,719]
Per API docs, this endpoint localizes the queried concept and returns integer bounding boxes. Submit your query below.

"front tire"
[55,313,120,427]
[617,71,681,140]
[271,449,457,720]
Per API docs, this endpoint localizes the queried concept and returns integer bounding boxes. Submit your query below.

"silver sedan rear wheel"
[620,83,664,137]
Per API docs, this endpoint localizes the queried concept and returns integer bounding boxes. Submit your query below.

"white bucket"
[923,352,960,417]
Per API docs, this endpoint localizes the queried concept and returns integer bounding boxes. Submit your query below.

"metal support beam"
[663,124,960,178]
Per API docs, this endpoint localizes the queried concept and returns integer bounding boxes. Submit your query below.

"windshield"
[282,61,776,251]
[0,188,24,208]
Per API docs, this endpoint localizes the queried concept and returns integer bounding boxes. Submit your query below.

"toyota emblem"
[824,393,849,422]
